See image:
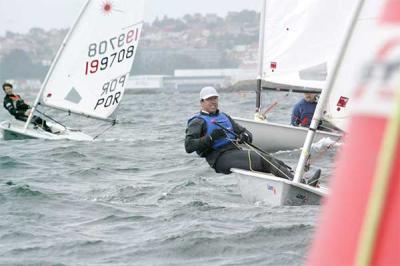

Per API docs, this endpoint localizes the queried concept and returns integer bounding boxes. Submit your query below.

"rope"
[93,120,117,140]
[214,120,293,179]
[259,91,291,119]
[35,108,67,128]
[243,141,292,179]
[229,138,292,179]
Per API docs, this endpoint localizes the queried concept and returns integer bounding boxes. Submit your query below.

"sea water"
[0,88,339,265]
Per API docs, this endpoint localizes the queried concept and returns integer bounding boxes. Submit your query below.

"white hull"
[0,120,93,141]
[232,168,328,206]
[233,117,342,152]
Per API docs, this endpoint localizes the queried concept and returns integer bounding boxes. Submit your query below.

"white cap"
[200,86,219,100]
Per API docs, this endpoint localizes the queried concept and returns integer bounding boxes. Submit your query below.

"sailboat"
[0,0,145,141]
[308,0,399,264]
[232,0,373,206]
[233,0,354,152]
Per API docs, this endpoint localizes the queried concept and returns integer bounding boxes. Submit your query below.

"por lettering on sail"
[94,74,127,110]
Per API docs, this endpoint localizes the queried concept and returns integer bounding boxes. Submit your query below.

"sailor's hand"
[238,132,251,144]
[24,109,32,116]
[209,128,225,142]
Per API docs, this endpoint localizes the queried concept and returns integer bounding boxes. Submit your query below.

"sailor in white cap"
[184,86,322,183]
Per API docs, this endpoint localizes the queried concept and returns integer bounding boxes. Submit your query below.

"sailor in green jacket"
[2,82,52,132]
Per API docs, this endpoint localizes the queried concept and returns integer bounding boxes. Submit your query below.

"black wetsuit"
[3,94,51,131]
[185,110,294,179]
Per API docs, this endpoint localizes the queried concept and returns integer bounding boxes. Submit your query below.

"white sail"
[40,0,145,120]
[322,0,385,131]
[262,0,354,90]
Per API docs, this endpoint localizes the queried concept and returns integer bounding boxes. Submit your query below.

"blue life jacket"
[291,99,317,127]
[188,112,236,149]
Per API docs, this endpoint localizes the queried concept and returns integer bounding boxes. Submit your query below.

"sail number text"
[94,74,127,110]
[85,29,139,75]
[87,29,139,57]
[85,46,135,75]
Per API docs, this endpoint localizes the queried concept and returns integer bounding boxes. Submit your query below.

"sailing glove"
[238,132,251,144]
[209,128,226,141]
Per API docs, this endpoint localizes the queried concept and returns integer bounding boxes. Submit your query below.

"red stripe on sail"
[371,141,400,265]
[307,115,388,266]
[380,0,400,23]
[376,37,400,60]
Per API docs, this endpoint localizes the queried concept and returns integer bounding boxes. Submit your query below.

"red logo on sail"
[336,96,349,111]
[102,1,113,14]
[270,62,277,72]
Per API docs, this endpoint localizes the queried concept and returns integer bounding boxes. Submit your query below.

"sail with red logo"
[322,0,385,131]
[262,0,354,90]
[307,0,400,265]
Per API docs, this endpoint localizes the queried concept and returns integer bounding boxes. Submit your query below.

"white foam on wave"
[273,137,342,155]
[311,137,342,151]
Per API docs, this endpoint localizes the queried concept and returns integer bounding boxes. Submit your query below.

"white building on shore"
[126,68,256,91]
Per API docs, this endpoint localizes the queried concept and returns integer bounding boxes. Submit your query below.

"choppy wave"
[0,155,32,169]
[1,182,47,199]
[49,150,88,159]
[0,90,326,265]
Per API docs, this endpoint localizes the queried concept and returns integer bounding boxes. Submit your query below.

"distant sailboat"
[233,0,354,152]
[0,0,145,140]
[233,0,371,205]
[308,0,399,264]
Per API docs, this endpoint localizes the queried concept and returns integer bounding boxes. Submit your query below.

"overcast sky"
[0,0,261,35]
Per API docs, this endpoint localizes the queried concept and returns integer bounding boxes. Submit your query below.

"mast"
[23,0,91,131]
[255,0,267,114]
[292,0,366,183]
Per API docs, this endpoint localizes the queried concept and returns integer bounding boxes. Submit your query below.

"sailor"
[291,92,318,127]
[185,86,321,185]
[2,82,52,132]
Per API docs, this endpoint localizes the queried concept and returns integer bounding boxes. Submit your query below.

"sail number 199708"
[85,28,140,75]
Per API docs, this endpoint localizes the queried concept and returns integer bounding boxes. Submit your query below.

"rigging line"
[243,142,292,180]
[214,120,293,179]
[35,108,67,128]
[258,101,278,119]
[229,139,255,172]
[93,120,117,140]
[261,91,288,110]
[228,138,292,180]
[258,90,293,119]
